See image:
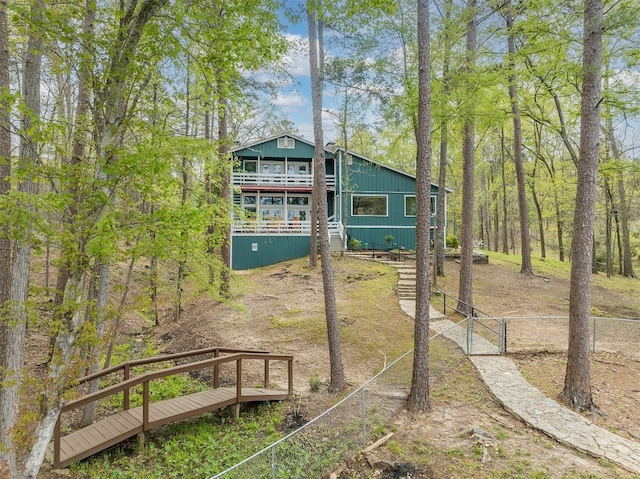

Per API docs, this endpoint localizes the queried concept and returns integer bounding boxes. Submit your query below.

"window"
[352,195,387,216]
[405,196,416,216]
[404,195,437,216]
[244,161,257,173]
[260,196,283,205]
[244,195,256,205]
[277,137,295,149]
[287,196,309,205]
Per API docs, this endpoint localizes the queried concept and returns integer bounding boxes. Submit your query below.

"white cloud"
[284,33,310,77]
[272,91,309,113]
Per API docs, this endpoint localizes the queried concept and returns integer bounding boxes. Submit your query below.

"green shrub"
[348,237,362,250]
[446,235,459,249]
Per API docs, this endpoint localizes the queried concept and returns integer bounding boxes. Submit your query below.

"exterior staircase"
[330,231,343,251]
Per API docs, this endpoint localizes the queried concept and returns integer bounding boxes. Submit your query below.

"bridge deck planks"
[49,387,288,469]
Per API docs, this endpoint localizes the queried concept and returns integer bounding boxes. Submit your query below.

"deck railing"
[54,347,293,469]
[232,219,342,235]
[232,172,336,188]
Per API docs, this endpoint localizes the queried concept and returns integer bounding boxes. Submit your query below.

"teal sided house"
[230,133,447,270]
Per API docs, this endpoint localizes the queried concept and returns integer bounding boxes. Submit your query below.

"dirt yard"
[32,252,640,478]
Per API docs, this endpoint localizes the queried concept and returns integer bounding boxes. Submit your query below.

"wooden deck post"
[213,349,219,388]
[235,358,242,420]
[264,359,269,388]
[288,359,293,396]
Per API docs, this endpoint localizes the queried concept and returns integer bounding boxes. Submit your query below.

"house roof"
[333,146,452,193]
[230,132,322,155]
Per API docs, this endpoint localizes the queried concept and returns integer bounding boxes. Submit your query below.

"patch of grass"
[444,446,465,458]
[72,402,287,478]
[387,439,405,455]
[597,457,616,469]
[308,373,323,392]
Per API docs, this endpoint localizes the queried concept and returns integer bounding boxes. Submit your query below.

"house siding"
[339,155,439,250]
[228,134,446,269]
[233,137,316,159]
[231,235,311,270]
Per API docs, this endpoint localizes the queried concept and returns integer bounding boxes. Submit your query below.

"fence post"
[502,318,507,354]
[361,387,367,446]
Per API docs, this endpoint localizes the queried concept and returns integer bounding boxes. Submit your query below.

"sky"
[270,1,343,142]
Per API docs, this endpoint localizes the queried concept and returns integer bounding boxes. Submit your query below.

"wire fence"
[209,332,462,479]
[210,283,640,478]
[429,283,640,359]
[503,316,640,359]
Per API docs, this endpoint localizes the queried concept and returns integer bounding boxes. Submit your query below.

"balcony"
[232,219,343,237]
[232,173,336,188]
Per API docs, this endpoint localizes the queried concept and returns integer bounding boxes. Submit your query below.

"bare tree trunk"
[307,0,344,392]
[309,12,324,268]
[175,55,190,322]
[407,0,431,412]
[604,179,613,277]
[500,132,509,254]
[457,0,477,316]
[603,112,635,278]
[555,196,565,261]
[492,178,499,252]
[0,8,13,472]
[562,0,601,411]
[0,0,11,307]
[530,124,546,258]
[0,1,44,474]
[80,261,110,427]
[218,98,232,298]
[435,0,452,278]
[504,2,532,275]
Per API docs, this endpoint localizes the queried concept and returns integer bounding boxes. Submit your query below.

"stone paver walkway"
[352,254,640,474]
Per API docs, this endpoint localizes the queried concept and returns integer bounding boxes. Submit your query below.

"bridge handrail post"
[213,349,220,389]
[143,380,150,431]
[236,358,243,402]
[264,359,270,388]
[288,358,293,395]
[123,364,130,410]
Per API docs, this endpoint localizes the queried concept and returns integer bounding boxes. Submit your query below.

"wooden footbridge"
[49,347,293,469]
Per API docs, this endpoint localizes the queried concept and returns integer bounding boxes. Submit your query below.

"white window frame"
[277,137,295,149]
[351,194,388,217]
[405,195,416,217]
[404,195,437,217]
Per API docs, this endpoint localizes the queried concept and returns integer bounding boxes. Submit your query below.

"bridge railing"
[75,346,270,409]
[54,349,294,469]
